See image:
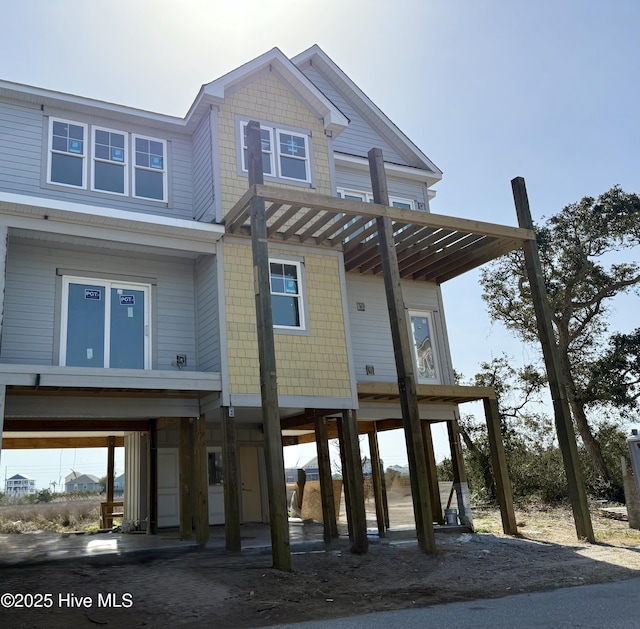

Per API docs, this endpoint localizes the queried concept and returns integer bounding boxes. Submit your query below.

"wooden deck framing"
[225,184,534,283]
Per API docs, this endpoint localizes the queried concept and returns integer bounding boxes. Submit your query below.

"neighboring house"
[0,45,528,543]
[65,474,102,493]
[114,473,125,495]
[5,473,36,497]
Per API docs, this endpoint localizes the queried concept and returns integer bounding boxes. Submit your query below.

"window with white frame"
[92,127,127,195]
[269,259,305,329]
[240,121,311,183]
[133,135,167,201]
[48,119,87,188]
[47,118,167,202]
[60,276,151,369]
[408,310,439,383]
[336,189,415,242]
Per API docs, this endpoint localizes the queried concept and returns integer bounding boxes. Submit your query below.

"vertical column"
[368,148,435,554]
[105,435,116,528]
[313,411,338,542]
[340,410,368,554]
[483,397,517,534]
[448,416,474,528]
[194,414,210,546]
[367,427,386,537]
[221,406,241,551]
[146,419,158,535]
[336,418,353,541]
[247,121,291,571]
[0,226,7,470]
[512,177,594,542]
[179,418,194,541]
[421,421,444,524]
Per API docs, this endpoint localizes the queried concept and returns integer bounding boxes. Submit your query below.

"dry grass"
[473,503,640,546]
[0,498,101,533]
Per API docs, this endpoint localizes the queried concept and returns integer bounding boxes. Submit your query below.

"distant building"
[65,474,102,493]
[114,473,125,496]
[5,473,36,497]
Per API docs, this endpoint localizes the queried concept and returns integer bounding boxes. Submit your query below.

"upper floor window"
[47,117,167,202]
[49,119,87,188]
[409,310,439,384]
[337,189,415,209]
[133,135,167,201]
[269,258,305,330]
[240,120,311,184]
[92,127,127,195]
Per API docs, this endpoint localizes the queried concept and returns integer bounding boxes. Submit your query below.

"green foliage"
[36,489,53,503]
[479,186,640,496]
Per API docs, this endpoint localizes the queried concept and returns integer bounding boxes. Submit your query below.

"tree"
[480,186,640,498]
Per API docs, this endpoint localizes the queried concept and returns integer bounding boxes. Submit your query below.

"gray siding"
[1,237,197,370]
[0,99,193,221]
[192,113,214,221]
[300,64,408,165]
[335,167,430,210]
[194,254,220,371]
[345,274,453,384]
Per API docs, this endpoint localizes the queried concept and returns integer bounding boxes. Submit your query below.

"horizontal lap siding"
[192,114,214,221]
[194,255,219,371]
[345,274,450,383]
[0,102,42,194]
[335,168,430,209]
[299,65,407,165]
[0,99,194,221]
[1,239,197,370]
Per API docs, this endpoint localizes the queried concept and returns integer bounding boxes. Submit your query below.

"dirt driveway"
[1,505,640,628]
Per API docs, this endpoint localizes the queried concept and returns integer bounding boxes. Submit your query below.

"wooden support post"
[221,407,241,551]
[336,418,354,540]
[0,385,5,475]
[146,419,158,535]
[105,435,115,528]
[194,414,210,546]
[368,427,386,537]
[313,411,338,542]
[447,417,474,528]
[179,418,193,541]
[368,148,435,554]
[512,177,594,542]
[340,410,368,554]
[247,121,291,571]
[421,422,444,524]
[483,398,517,534]
[380,458,390,529]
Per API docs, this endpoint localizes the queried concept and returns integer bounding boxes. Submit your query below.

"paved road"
[265,577,640,629]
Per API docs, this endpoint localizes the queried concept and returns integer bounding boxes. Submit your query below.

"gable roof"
[8,473,33,480]
[293,45,442,180]
[66,474,100,485]
[186,47,349,137]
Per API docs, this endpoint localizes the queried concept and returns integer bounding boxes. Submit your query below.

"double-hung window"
[47,118,167,202]
[48,119,87,188]
[92,127,127,195]
[60,276,151,369]
[269,259,305,330]
[133,135,167,201]
[240,120,311,184]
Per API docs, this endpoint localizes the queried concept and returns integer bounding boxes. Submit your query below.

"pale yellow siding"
[224,241,351,399]
[218,71,332,218]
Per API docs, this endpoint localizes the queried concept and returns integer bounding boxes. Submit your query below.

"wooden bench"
[100,501,124,529]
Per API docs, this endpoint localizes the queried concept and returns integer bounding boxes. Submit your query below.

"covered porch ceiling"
[225,184,535,283]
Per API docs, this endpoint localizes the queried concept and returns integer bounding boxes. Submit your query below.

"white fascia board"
[293,46,443,175]
[200,48,348,133]
[0,191,224,253]
[334,152,442,186]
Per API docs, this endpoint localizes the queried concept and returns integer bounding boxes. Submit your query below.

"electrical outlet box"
[176,354,187,368]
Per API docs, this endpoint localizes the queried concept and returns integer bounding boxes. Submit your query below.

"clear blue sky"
[1,0,638,487]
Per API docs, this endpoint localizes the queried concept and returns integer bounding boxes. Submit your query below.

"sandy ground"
[1,496,640,629]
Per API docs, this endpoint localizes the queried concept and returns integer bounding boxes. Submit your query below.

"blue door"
[65,283,106,367]
[110,288,145,369]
